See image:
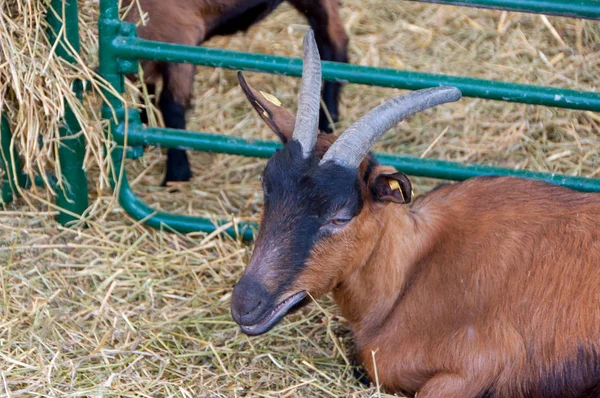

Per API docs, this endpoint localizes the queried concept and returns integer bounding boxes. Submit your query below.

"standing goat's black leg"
[140,83,156,125]
[288,0,349,133]
[160,65,193,185]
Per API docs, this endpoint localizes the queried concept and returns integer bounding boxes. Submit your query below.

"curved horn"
[292,30,322,158]
[320,87,462,168]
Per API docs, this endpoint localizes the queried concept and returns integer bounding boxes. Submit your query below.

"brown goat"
[122,0,349,184]
[231,31,600,397]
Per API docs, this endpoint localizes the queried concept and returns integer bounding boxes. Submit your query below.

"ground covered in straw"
[1,0,599,396]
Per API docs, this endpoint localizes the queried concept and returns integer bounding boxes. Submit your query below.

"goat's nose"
[231,277,268,325]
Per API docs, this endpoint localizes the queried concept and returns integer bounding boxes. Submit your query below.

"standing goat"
[123,0,349,185]
[230,31,600,397]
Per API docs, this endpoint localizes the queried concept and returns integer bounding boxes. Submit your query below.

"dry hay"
[1,0,599,396]
[0,0,110,206]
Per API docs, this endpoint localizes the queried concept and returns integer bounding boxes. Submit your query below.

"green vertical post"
[47,0,89,225]
[0,114,26,204]
[99,0,139,218]
[99,0,126,109]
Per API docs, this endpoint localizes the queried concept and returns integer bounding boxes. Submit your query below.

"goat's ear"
[237,71,295,143]
[370,171,412,204]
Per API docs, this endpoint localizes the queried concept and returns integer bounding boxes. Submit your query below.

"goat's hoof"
[162,170,192,187]
[353,365,371,387]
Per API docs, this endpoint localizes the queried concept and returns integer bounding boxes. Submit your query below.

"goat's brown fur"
[284,171,600,395]
[234,77,600,397]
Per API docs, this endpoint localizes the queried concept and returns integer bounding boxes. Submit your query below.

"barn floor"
[1,0,599,396]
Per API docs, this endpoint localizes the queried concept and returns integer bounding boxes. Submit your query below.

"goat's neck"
[333,203,439,342]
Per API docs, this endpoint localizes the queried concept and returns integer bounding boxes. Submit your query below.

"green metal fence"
[97,0,600,240]
[4,0,598,236]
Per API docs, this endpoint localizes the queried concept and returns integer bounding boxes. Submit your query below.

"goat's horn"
[292,30,322,158]
[319,87,462,168]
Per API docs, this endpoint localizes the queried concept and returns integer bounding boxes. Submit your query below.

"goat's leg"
[138,60,163,125]
[417,374,488,398]
[288,0,349,133]
[140,83,156,125]
[160,63,195,185]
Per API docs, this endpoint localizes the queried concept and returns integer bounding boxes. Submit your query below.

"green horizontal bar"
[112,37,600,112]
[376,153,600,192]
[119,125,600,193]
[410,0,600,19]
[118,125,281,157]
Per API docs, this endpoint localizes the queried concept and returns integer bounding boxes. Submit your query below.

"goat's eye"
[329,218,351,226]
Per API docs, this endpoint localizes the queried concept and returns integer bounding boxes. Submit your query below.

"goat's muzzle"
[231,277,308,335]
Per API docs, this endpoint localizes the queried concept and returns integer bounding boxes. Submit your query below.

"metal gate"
[5,0,598,237]
[98,0,600,240]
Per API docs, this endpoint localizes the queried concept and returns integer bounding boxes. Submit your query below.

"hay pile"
[1,0,599,396]
[0,0,109,205]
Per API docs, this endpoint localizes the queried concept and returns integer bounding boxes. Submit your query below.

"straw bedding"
[0,0,598,396]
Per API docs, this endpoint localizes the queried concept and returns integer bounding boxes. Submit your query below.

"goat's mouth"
[240,291,308,336]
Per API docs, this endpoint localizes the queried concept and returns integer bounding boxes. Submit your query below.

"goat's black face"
[230,140,363,335]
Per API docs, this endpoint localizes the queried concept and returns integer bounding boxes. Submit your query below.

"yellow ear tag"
[388,179,405,202]
[260,91,281,107]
